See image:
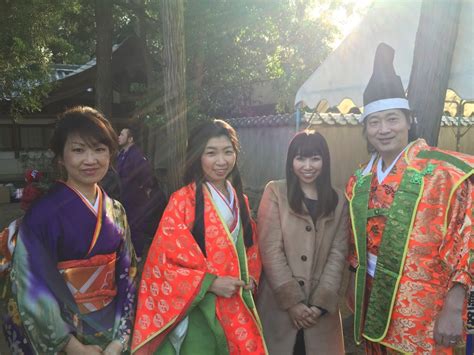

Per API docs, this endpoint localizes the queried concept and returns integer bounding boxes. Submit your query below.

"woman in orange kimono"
[132,120,267,354]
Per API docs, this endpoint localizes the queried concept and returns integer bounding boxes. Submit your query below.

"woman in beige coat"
[256,131,348,355]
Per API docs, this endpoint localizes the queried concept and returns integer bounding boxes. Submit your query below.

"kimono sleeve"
[12,216,73,354]
[441,179,473,290]
[112,202,138,347]
[132,189,216,353]
[244,195,261,285]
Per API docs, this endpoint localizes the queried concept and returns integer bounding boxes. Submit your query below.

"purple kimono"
[7,182,137,354]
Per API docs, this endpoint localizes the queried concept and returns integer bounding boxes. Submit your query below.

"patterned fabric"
[365,340,403,354]
[6,182,137,354]
[0,219,19,276]
[468,289,474,333]
[205,181,241,243]
[365,339,466,355]
[346,139,474,354]
[58,253,117,314]
[132,183,266,354]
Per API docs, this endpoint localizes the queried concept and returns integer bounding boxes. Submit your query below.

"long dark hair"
[184,119,253,255]
[286,131,338,219]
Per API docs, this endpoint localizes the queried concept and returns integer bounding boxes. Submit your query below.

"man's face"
[118,129,131,147]
[365,109,410,157]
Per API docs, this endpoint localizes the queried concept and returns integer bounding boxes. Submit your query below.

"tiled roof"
[226,113,474,128]
[51,41,126,82]
[51,64,82,81]
[226,114,294,127]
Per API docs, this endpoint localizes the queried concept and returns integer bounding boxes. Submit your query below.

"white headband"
[360,98,410,122]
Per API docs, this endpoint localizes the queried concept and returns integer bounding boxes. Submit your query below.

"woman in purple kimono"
[7,107,137,354]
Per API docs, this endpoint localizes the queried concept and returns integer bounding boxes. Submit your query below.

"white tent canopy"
[295,0,474,110]
[448,0,474,100]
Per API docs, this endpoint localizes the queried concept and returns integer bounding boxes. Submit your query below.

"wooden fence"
[227,114,474,207]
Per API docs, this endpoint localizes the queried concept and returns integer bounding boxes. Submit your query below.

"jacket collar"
[288,200,336,225]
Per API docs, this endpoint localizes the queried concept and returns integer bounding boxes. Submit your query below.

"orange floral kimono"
[132,183,267,354]
[346,139,473,354]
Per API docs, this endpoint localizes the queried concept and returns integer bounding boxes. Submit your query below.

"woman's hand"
[243,278,257,293]
[288,303,316,329]
[102,340,124,355]
[209,276,245,298]
[305,306,323,326]
[64,335,102,355]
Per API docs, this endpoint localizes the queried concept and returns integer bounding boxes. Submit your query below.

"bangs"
[51,106,118,159]
[73,123,111,148]
[294,137,322,158]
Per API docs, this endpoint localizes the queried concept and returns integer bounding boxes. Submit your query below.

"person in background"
[10,106,137,354]
[117,126,156,259]
[257,131,348,354]
[346,43,473,354]
[131,119,267,355]
[100,166,122,201]
[20,169,44,211]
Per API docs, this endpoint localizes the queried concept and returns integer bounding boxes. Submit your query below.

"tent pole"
[296,106,301,131]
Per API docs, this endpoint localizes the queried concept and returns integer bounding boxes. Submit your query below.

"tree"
[0,0,67,117]
[95,0,114,119]
[407,0,462,146]
[185,0,338,118]
[161,0,187,192]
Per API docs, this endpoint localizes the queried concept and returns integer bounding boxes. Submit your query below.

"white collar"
[206,181,234,207]
[361,145,409,184]
[77,190,99,213]
[376,147,408,184]
[206,181,240,242]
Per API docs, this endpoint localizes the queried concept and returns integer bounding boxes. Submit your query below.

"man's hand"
[434,284,465,347]
[209,276,245,298]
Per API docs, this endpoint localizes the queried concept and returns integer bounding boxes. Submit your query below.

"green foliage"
[0,0,345,120]
[185,0,340,117]
[0,0,61,117]
[0,0,140,118]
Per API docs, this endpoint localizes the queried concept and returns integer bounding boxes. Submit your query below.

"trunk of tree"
[161,0,187,192]
[95,0,114,119]
[407,0,461,146]
[132,0,154,89]
[188,28,205,114]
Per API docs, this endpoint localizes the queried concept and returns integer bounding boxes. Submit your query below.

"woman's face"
[60,133,110,191]
[201,135,236,187]
[292,154,323,186]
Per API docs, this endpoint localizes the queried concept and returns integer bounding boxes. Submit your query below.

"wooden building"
[0,36,150,181]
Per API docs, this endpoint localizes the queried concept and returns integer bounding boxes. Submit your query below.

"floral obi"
[57,252,117,314]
